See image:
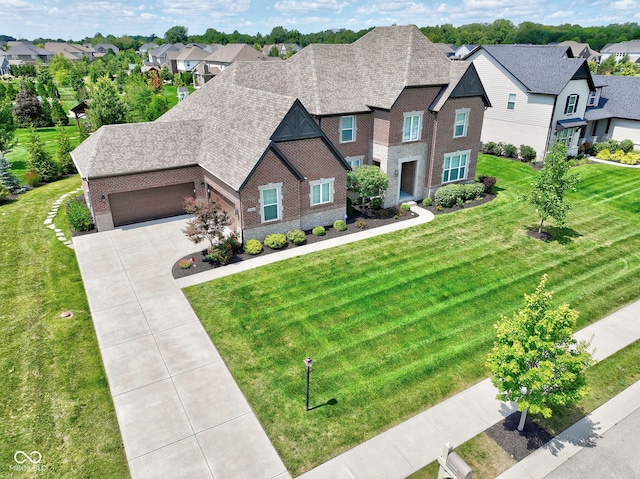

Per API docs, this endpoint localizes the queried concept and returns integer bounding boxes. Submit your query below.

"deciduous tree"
[487,275,593,431]
[182,197,231,249]
[523,143,580,234]
[164,26,188,44]
[12,87,45,127]
[0,101,17,155]
[347,165,389,208]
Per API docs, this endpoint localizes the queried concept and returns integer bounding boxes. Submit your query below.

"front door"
[400,161,416,199]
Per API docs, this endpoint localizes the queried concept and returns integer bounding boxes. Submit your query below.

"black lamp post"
[304,357,314,411]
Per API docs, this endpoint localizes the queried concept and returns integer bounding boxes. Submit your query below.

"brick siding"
[319,114,372,159]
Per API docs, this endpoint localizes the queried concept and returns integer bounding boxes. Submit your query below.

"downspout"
[426,111,438,198]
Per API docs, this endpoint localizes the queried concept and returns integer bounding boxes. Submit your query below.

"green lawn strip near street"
[0,177,128,477]
[6,126,80,181]
[409,338,640,479]
[183,156,640,476]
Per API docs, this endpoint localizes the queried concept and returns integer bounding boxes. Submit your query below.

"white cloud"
[274,0,349,14]
[610,0,635,8]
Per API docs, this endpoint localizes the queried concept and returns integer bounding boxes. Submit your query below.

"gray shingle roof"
[601,40,640,54]
[205,44,269,64]
[71,121,203,178]
[474,45,588,95]
[585,75,640,122]
[176,45,210,61]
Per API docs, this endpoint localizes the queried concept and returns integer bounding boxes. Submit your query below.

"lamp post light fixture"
[304,357,314,411]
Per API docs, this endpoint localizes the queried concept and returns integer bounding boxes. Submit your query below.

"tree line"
[10,20,640,53]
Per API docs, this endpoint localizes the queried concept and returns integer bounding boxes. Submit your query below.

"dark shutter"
[574,95,579,112]
[564,96,570,114]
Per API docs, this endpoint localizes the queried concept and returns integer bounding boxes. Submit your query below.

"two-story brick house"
[72,25,490,240]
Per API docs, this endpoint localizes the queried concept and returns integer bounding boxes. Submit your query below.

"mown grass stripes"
[185,156,640,475]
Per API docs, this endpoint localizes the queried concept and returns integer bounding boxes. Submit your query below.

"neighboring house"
[558,40,600,63]
[175,45,210,73]
[44,42,94,61]
[201,43,271,72]
[262,43,302,57]
[454,45,476,59]
[177,86,189,101]
[93,43,119,57]
[137,43,157,56]
[0,55,9,75]
[583,75,640,149]
[191,62,222,87]
[71,26,490,238]
[600,40,640,64]
[433,43,456,57]
[148,43,184,69]
[465,45,595,159]
[5,41,53,63]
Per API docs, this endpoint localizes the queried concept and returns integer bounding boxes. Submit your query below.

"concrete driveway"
[73,216,289,479]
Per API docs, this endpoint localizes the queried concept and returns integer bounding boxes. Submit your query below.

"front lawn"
[0,177,128,477]
[5,126,80,180]
[184,155,640,475]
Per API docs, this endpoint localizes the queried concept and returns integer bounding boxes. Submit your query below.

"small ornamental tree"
[486,275,593,431]
[87,76,128,129]
[182,197,231,249]
[50,99,69,126]
[523,143,580,234]
[26,127,59,182]
[12,87,45,127]
[0,101,17,155]
[347,165,389,209]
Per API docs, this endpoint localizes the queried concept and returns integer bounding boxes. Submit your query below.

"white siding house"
[466,45,595,160]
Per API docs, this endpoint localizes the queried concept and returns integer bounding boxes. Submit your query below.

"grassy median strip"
[184,156,640,475]
[0,177,128,478]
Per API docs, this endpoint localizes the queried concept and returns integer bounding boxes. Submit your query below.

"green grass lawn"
[162,84,196,109]
[0,177,128,477]
[184,155,640,476]
[56,86,78,111]
[5,126,80,181]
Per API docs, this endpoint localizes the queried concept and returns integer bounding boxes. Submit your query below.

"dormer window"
[587,91,597,107]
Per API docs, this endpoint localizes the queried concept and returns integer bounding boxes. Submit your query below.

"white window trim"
[507,93,516,110]
[402,111,423,142]
[442,150,471,184]
[309,178,335,206]
[453,108,470,138]
[345,155,364,169]
[556,127,575,147]
[340,115,356,143]
[258,183,282,223]
[587,91,597,107]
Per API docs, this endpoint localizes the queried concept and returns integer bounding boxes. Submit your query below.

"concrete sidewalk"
[298,300,640,479]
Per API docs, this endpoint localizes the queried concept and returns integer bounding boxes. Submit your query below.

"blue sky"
[3,0,639,41]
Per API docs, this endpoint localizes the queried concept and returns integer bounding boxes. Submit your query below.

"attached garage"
[109,182,195,226]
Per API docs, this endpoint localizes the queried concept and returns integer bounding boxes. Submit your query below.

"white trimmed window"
[443,151,470,183]
[309,178,334,206]
[507,93,516,110]
[564,94,579,114]
[453,108,469,138]
[587,91,597,107]
[556,127,575,147]
[259,183,282,223]
[340,116,355,143]
[403,112,423,142]
[345,156,363,168]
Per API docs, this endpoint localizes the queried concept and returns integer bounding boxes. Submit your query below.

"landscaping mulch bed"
[419,193,496,216]
[172,206,418,279]
[486,412,554,462]
[526,229,553,242]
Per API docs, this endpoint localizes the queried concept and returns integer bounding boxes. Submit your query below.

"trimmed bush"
[434,183,464,208]
[481,141,502,156]
[462,182,485,201]
[220,233,241,252]
[477,175,497,194]
[502,143,518,158]
[619,140,634,154]
[370,197,383,210]
[346,196,354,217]
[243,239,263,255]
[66,198,94,232]
[519,145,537,162]
[206,243,233,265]
[264,233,287,249]
[594,139,619,154]
[596,149,612,160]
[179,258,193,269]
[400,203,411,212]
[333,220,347,231]
[287,229,306,245]
[422,197,432,206]
[312,226,326,236]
